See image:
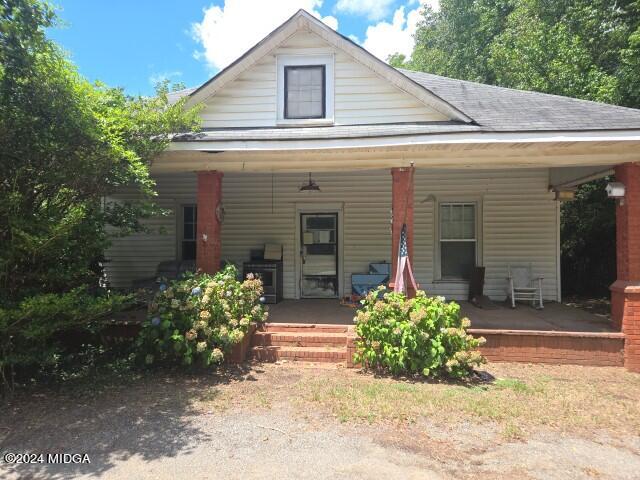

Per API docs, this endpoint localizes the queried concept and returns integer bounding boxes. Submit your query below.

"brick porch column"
[610,162,640,372]
[196,171,223,274]
[390,167,415,296]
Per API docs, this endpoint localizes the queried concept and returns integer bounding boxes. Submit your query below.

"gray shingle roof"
[400,69,640,131]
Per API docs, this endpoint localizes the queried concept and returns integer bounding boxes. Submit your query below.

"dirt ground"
[1,362,639,480]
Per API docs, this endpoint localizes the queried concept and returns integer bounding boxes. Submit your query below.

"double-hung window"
[439,203,477,280]
[284,65,325,119]
[181,205,197,261]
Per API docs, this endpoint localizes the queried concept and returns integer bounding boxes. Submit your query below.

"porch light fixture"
[606,182,625,199]
[554,189,576,202]
[299,172,321,193]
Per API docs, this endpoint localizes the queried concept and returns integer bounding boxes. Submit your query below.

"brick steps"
[252,331,346,347]
[261,322,352,333]
[250,323,351,364]
[250,345,346,363]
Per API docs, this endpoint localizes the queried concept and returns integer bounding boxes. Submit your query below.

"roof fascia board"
[169,129,640,152]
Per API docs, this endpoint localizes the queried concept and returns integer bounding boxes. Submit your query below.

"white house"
[105,10,640,370]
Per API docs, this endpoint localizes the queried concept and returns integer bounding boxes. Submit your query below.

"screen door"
[300,213,338,298]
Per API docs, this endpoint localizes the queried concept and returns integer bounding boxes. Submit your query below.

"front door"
[300,213,338,298]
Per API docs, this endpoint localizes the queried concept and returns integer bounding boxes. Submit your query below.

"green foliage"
[0,0,202,393]
[0,288,133,393]
[135,265,267,368]
[561,178,616,296]
[354,287,485,378]
[0,0,202,301]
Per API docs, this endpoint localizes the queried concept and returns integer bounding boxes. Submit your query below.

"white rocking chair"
[507,264,544,309]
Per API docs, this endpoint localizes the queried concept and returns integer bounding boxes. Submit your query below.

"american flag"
[393,224,417,294]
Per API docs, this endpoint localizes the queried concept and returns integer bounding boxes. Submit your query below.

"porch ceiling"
[155,134,640,173]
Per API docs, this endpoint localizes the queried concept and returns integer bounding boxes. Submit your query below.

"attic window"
[277,54,334,124]
[284,65,326,119]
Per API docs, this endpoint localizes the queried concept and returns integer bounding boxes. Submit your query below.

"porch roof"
[171,122,482,142]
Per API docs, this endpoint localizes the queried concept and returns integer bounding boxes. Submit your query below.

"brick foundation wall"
[610,286,640,371]
[470,329,625,367]
[226,323,257,364]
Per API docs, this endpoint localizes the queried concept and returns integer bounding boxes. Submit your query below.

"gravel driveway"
[1,364,639,479]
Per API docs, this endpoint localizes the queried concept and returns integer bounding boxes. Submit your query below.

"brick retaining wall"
[470,329,625,367]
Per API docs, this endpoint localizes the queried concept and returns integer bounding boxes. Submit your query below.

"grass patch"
[494,378,535,393]
[296,364,640,436]
[502,422,526,440]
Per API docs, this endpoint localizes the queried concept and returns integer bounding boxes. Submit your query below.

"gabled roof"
[185,9,472,123]
[171,9,640,139]
[401,70,640,132]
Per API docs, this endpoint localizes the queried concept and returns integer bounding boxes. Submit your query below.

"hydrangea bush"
[354,287,485,378]
[135,265,267,367]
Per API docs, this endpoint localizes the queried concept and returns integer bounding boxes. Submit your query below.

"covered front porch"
[104,124,640,370]
[181,160,639,371]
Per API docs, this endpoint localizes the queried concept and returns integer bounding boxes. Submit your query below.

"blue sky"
[48,0,437,95]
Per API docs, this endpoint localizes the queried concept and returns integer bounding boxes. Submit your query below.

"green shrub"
[0,288,133,394]
[135,265,267,367]
[353,287,485,378]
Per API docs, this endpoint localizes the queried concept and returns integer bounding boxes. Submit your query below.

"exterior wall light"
[606,182,626,205]
[554,189,575,202]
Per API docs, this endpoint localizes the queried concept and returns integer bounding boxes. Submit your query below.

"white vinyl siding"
[104,168,558,303]
[413,168,557,300]
[198,30,448,128]
[103,195,177,285]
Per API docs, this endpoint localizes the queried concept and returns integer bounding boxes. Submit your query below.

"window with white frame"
[277,55,334,123]
[439,203,476,280]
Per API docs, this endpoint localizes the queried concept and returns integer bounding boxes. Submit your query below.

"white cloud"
[359,0,439,61]
[334,0,395,21]
[192,0,338,72]
[149,71,182,86]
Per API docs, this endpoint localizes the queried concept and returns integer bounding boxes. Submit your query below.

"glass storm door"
[300,213,338,298]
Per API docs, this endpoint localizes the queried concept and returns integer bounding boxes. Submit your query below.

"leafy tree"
[398,0,640,296]
[0,0,201,302]
[0,0,201,393]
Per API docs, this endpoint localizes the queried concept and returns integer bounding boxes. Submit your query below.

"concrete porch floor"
[266,299,616,333]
